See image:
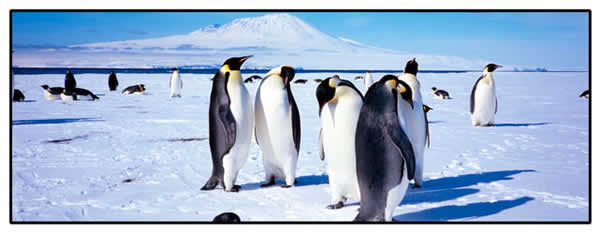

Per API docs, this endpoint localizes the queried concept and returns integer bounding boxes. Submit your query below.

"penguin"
[364,71,375,90]
[202,56,254,192]
[170,68,183,98]
[314,78,323,83]
[244,77,254,83]
[579,90,590,99]
[431,87,451,99]
[212,212,241,223]
[248,75,263,80]
[423,104,433,113]
[108,71,119,91]
[354,76,364,80]
[254,65,301,188]
[60,88,99,101]
[64,70,77,92]
[40,85,64,100]
[398,58,428,188]
[354,75,415,222]
[122,84,145,95]
[13,89,25,102]
[316,75,364,209]
[470,64,502,126]
[293,79,308,84]
[423,104,432,147]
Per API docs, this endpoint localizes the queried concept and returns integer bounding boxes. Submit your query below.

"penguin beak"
[239,55,252,65]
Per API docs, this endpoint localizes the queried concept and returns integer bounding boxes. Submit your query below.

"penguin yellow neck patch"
[220,64,231,73]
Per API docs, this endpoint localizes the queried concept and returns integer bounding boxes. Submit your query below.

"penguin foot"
[326,201,344,210]
[226,186,241,193]
[281,184,293,188]
[260,181,276,187]
[412,184,422,188]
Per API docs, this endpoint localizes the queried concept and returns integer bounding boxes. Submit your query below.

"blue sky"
[11,12,589,70]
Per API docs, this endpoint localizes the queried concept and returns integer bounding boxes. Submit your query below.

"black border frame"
[8,9,592,224]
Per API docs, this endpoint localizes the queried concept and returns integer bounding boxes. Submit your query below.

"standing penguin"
[65,70,77,92]
[470,64,502,126]
[108,71,119,91]
[170,68,183,98]
[202,56,254,192]
[354,75,415,222]
[364,71,375,90]
[398,58,428,188]
[316,75,364,209]
[255,65,301,188]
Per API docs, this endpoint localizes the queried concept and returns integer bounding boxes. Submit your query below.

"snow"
[11,71,589,222]
[11,13,491,70]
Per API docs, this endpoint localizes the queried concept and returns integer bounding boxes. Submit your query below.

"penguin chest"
[473,81,497,119]
[321,100,362,198]
[44,91,61,100]
[255,85,296,163]
[226,82,253,147]
[170,75,182,93]
[60,93,75,101]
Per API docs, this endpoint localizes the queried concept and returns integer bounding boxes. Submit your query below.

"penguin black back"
[108,71,119,91]
[13,89,25,102]
[65,71,77,91]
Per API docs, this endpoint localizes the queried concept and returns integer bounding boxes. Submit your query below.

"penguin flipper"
[470,75,484,114]
[318,129,325,161]
[287,88,301,153]
[424,111,430,148]
[387,126,416,180]
[495,97,498,114]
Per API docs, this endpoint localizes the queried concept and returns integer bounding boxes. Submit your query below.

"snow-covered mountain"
[12,13,489,69]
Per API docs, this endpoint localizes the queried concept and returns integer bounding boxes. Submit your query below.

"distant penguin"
[108,71,119,91]
[354,75,415,222]
[248,75,263,80]
[122,84,145,95]
[470,64,502,126]
[423,104,432,147]
[60,88,99,101]
[355,76,364,80]
[170,68,183,98]
[314,78,323,83]
[398,58,428,188]
[212,212,241,223]
[13,89,24,102]
[40,85,64,100]
[202,56,254,192]
[579,90,590,99]
[255,65,301,188]
[64,70,77,92]
[364,71,375,90]
[293,79,308,84]
[431,87,451,99]
[316,75,364,209]
[244,77,254,83]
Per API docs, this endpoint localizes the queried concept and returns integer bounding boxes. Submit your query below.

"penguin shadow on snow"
[12,117,104,125]
[393,169,536,221]
[238,174,329,191]
[492,122,550,127]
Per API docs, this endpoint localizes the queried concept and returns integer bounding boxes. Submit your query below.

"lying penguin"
[432,87,451,99]
[13,89,25,102]
[41,85,64,100]
[122,84,146,95]
[60,88,99,101]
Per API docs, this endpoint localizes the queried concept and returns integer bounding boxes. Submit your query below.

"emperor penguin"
[398,58,428,188]
[254,65,301,188]
[212,212,241,223]
[122,84,145,95]
[316,75,364,209]
[354,75,416,222]
[579,90,590,99]
[170,68,183,98]
[60,88,99,101]
[13,89,25,102]
[431,87,451,99]
[40,85,64,100]
[364,71,375,90]
[108,71,119,91]
[470,64,502,126]
[65,70,77,92]
[202,56,254,192]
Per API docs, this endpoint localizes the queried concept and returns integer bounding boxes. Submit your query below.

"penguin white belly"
[44,91,61,100]
[255,82,297,185]
[77,94,95,101]
[170,74,182,97]
[60,93,74,101]
[321,99,362,203]
[472,82,496,126]
[222,81,253,190]
[399,75,426,187]
[384,161,409,221]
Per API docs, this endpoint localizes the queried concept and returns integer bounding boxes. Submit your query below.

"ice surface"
[11,71,589,221]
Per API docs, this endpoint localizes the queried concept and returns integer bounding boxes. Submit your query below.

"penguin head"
[423,104,433,113]
[212,212,241,223]
[431,87,437,91]
[316,75,362,115]
[222,55,252,71]
[266,65,295,88]
[484,64,502,73]
[40,85,49,90]
[355,76,364,80]
[172,67,178,72]
[403,58,418,76]
[380,75,414,109]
